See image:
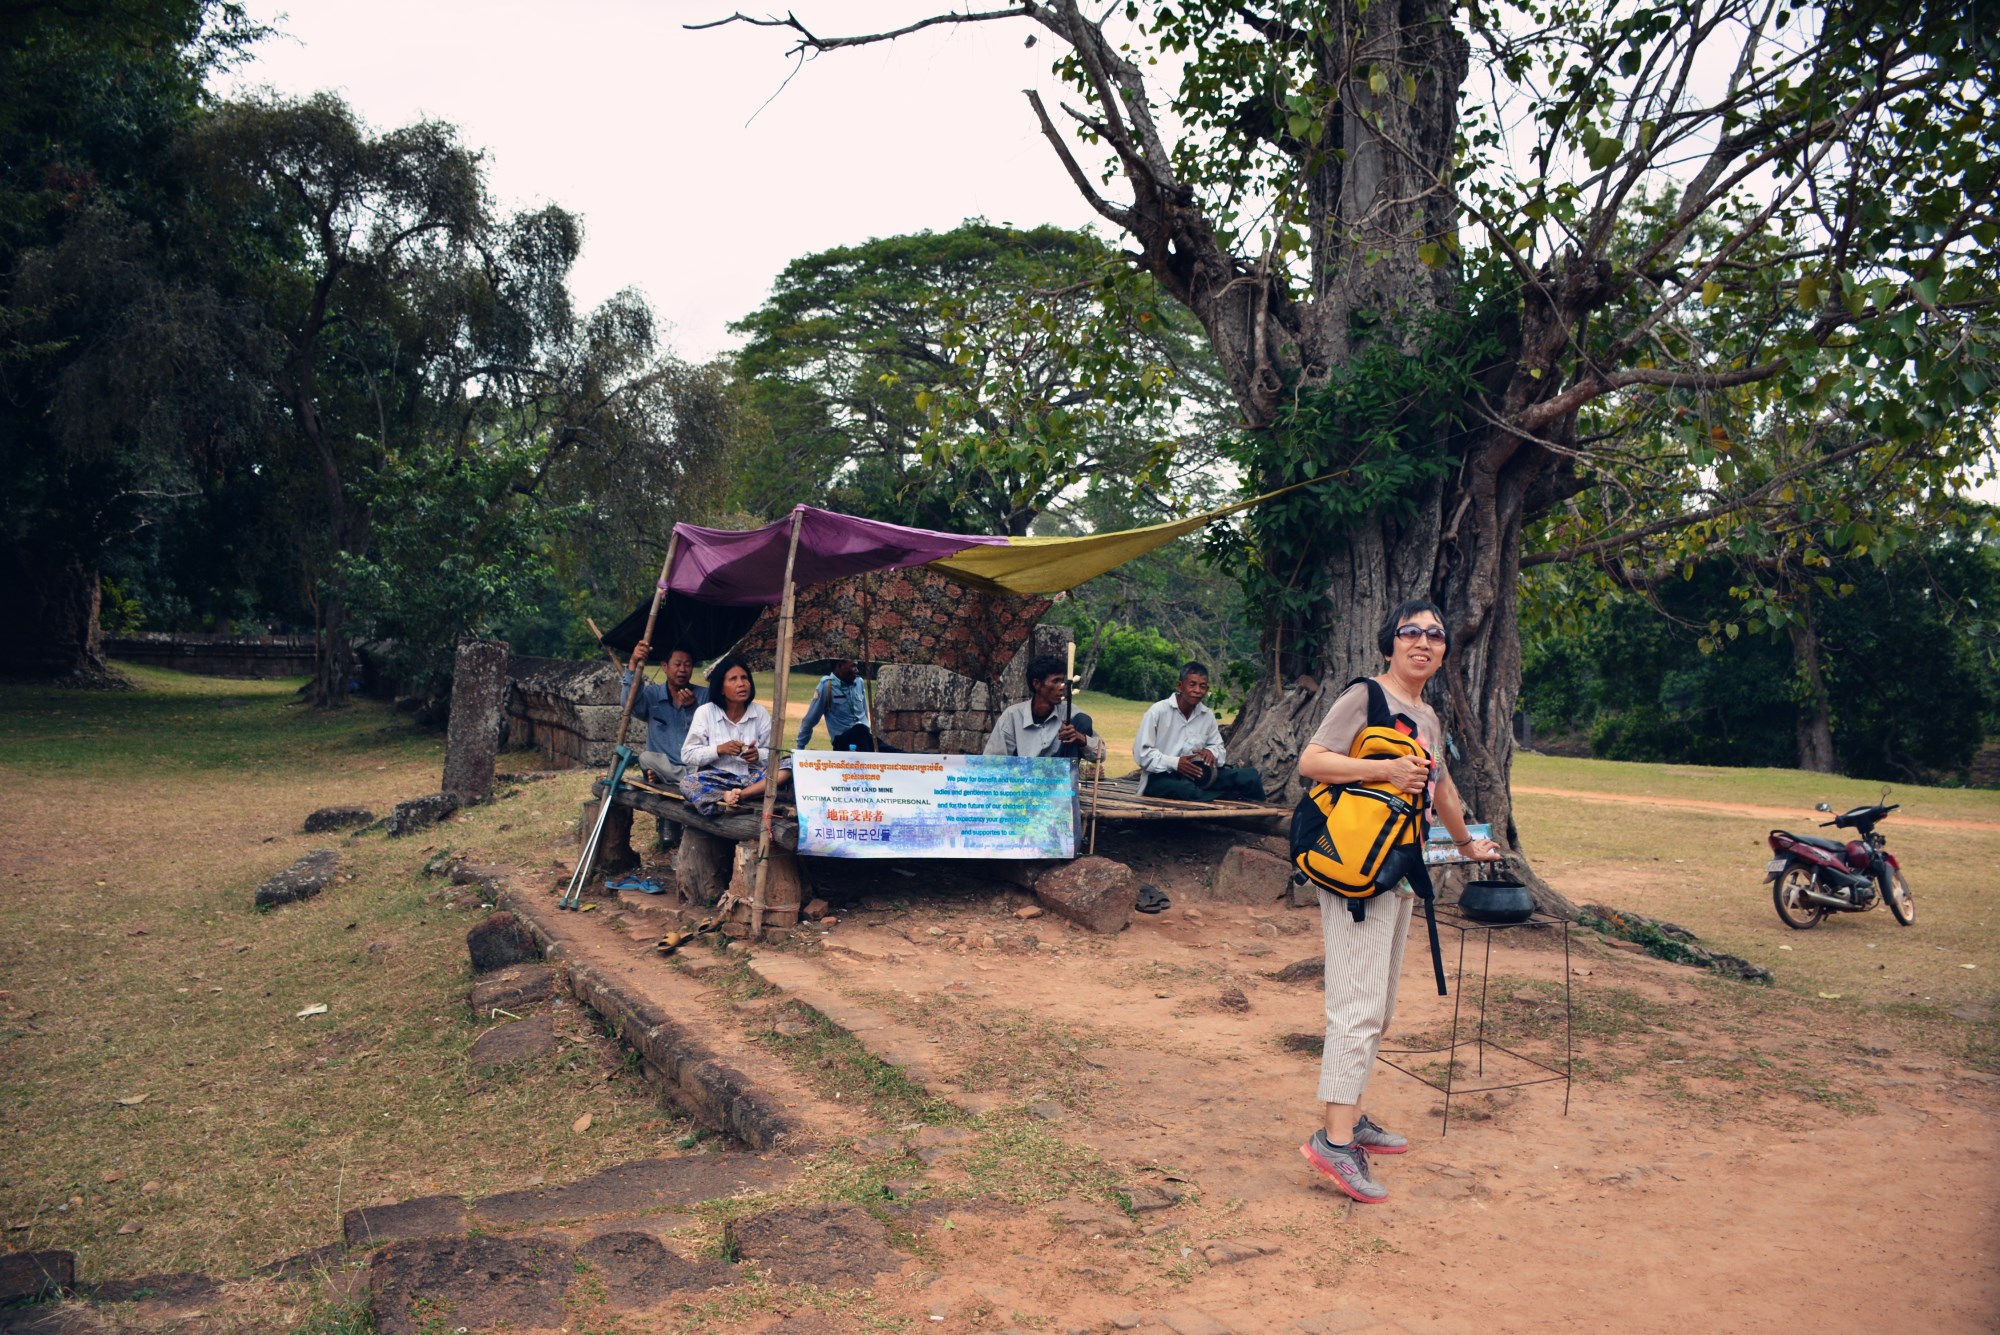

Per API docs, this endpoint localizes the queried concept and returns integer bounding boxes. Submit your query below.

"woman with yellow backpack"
[1294,599,1502,1204]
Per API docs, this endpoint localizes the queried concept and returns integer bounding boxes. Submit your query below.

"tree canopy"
[2,5,734,703]
[730,221,1230,535]
[711,0,2000,910]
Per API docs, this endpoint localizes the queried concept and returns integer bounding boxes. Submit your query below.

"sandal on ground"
[1135,884,1170,914]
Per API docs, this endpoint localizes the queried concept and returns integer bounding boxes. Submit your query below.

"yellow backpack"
[1290,677,1447,995]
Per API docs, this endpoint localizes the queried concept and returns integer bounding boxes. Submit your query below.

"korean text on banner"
[791,753,1077,859]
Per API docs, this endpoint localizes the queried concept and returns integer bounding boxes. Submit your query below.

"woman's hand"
[1459,837,1503,862]
[717,740,743,757]
[1382,755,1431,795]
[740,743,760,766]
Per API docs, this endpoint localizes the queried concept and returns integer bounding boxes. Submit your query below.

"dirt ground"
[4,671,1996,1334]
[527,803,2000,1335]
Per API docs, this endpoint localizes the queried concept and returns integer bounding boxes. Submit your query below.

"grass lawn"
[1513,751,2000,1034]
[0,666,691,1290]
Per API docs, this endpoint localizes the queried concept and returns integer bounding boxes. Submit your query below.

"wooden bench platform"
[1085,776,1291,829]
[592,776,798,850]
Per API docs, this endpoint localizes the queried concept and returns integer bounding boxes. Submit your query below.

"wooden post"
[1088,756,1103,855]
[751,509,805,939]
[614,531,680,751]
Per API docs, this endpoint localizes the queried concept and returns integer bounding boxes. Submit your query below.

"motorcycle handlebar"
[1820,802,1901,828]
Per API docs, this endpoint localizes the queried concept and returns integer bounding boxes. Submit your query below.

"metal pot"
[1456,876,1535,924]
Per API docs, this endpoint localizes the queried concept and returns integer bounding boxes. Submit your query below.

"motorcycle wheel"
[1884,869,1915,926]
[1773,866,1826,930]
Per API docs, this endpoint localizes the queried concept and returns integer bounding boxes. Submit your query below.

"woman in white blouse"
[678,655,788,814]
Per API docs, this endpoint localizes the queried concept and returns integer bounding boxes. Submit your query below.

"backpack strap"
[1345,677,1447,994]
[1340,676,1394,732]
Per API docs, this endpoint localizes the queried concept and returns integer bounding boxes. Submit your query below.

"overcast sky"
[219,2,1106,362]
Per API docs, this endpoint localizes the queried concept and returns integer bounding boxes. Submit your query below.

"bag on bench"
[1289,677,1448,995]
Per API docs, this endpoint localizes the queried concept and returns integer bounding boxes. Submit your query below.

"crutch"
[563,537,680,910]
[561,744,635,910]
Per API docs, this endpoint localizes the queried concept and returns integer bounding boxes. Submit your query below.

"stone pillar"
[442,639,510,804]
[675,828,735,907]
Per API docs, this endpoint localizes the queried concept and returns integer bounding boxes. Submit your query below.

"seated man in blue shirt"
[795,658,896,752]
[602,640,707,870]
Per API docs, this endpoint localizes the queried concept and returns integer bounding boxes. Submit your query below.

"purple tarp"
[664,506,1008,607]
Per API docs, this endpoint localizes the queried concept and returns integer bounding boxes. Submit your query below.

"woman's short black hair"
[1378,599,1450,657]
[707,654,757,702]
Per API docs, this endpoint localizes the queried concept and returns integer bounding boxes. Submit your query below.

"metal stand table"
[1375,906,1573,1135]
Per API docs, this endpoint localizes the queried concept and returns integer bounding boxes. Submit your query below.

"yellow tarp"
[925,480,1315,595]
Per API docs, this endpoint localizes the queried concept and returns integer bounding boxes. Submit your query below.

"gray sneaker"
[1300,1130,1388,1203]
[1352,1114,1408,1155]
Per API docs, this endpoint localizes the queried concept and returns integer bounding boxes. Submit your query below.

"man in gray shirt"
[1132,662,1265,801]
[983,653,1106,761]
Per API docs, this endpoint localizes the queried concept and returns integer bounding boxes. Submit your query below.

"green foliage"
[1089,626,1187,702]
[731,221,1229,534]
[338,440,580,712]
[1520,518,2000,782]
[1207,315,1500,666]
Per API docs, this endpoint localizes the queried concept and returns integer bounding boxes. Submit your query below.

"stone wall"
[104,632,318,679]
[505,656,629,768]
[507,621,1076,767]
[874,624,1073,754]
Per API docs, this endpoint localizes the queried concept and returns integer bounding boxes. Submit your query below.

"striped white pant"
[1317,888,1414,1105]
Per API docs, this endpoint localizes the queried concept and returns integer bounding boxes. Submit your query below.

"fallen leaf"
[1817,992,1842,999]
[1777,945,1792,951]
[572,1113,593,1134]
[1960,963,1978,970]
[296,1003,329,1019]
[140,1181,160,1195]
[116,1222,140,1235]
[115,1095,148,1107]
[100,1171,123,1184]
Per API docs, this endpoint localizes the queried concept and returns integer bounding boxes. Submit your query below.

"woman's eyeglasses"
[1395,625,1447,645]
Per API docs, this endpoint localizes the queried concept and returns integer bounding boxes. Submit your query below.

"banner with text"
[791,752,1076,859]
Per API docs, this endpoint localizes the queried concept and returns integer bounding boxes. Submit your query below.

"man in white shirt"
[1132,662,1266,802]
[983,653,1106,761]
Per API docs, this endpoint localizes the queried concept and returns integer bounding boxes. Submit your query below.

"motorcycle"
[1765,797,1915,930]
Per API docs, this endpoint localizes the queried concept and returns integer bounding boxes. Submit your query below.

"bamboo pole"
[585,617,621,668]
[613,532,681,751]
[751,508,805,939]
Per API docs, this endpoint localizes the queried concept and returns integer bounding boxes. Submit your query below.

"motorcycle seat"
[1780,832,1848,854]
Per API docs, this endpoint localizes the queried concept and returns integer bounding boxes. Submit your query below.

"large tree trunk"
[0,544,109,680]
[1224,445,1581,919]
[1787,603,1836,773]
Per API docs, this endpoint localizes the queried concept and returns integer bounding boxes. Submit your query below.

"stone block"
[1034,857,1137,934]
[341,1195,469,1248]
[368,1235,570,1335]
[470,1014,559,1069]
[675,827,735,907]
[468,964,558,1014]
[574,1232,736,1308]
[385,792,457,837]
[466,911,541,973]
[442,639,509,803]
[726,1204,902,1288]
[0,1250,73,1303]
[301,805,374,834]
[1204,845,1293,906]
[254,850,340,909]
